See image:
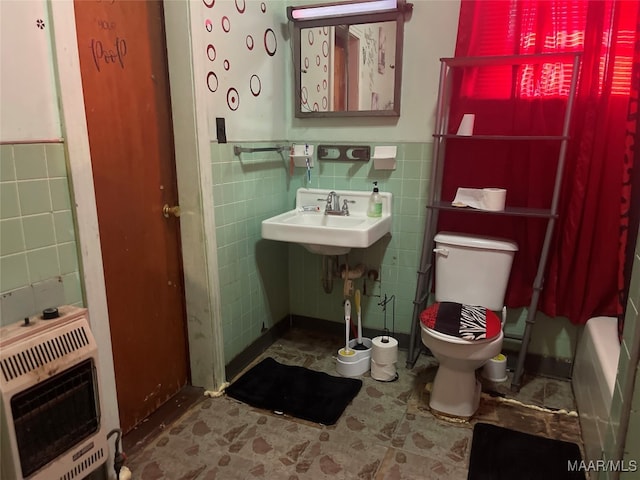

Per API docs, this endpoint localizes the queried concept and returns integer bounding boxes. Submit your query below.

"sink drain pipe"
[321,255,335,293]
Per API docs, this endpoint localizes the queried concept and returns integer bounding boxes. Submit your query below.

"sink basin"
[262,188,392,255]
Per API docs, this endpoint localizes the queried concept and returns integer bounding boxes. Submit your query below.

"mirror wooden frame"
[288,5,410,118]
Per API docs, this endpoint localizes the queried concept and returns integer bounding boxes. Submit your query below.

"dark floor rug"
[468,423,585,480]
[225,357,362,425]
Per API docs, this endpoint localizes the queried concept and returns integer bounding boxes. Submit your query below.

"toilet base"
[429,364,482,418]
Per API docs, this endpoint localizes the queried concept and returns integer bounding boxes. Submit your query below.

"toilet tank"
[434,232,518,311]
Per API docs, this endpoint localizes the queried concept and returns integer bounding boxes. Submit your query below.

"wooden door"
[73,0,189,433]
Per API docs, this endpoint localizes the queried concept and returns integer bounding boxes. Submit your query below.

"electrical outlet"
[216,117,227,143]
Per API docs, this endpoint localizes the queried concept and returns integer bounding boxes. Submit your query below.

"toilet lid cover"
[420,302,501,341]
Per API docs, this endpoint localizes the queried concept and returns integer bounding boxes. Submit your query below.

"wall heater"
[1,306,108,479]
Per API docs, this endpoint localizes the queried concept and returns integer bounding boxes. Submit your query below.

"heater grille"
[61,447,105,480]
[11,358,100,478]
[0,326,90,383]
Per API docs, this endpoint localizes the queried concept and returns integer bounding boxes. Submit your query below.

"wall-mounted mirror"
[288,1,412,118]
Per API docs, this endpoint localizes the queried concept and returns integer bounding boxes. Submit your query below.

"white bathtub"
[572,316,620,465]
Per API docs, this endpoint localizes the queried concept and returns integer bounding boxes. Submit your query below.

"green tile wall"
[210,142,291,363]
[600,229,640,479]
[286,142,430,336]
[210,141,436,362]
[0,143,82,325]
[213,140,583,364]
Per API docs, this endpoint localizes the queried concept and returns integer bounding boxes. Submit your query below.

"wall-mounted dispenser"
[372,146,397,170]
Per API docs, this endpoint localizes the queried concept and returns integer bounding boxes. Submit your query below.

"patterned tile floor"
[125,327,583,479]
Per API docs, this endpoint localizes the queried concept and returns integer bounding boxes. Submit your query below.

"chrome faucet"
[318,191,353,216]
[326,191,340,214]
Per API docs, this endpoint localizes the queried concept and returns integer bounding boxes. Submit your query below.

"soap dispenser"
[367,181,383,217]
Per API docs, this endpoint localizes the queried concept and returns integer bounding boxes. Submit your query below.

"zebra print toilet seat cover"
[420,302,501,341]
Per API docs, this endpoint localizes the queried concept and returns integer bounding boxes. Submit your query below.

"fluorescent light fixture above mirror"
[288,0,398,21]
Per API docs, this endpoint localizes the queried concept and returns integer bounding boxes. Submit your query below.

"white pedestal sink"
[262,188,392,255]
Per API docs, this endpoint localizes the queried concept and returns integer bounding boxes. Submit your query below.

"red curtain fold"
[440,0,639,324]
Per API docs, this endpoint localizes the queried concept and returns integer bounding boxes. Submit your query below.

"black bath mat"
[225,357,362,425]
[468,423,585,480]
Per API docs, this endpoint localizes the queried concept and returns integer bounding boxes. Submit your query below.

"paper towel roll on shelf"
[452,187,507,211]
[371,336,398,381]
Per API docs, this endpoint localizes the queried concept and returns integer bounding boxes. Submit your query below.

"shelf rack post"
[407,53,581,392]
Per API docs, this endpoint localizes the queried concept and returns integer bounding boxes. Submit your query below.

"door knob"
[162,204,181,218]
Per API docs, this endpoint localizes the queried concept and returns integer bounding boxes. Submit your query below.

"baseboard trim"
[503,349,573,380]
[225,315,573,381]
[225,316,291,381]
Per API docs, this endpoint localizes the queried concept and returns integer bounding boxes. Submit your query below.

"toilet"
[420,232,518,419]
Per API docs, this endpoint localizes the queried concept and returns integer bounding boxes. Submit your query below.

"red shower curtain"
[438,0,639,325]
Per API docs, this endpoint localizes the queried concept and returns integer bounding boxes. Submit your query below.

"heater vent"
[60,447,105,480]
[1,307,107,480]
[0,326,90,383]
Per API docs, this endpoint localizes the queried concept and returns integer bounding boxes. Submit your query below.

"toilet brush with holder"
[336,292,372,377]
[336,338,373,377]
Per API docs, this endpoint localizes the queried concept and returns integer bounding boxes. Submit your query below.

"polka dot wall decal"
[301,86,309,105]
[261,2,266,13]
[264,28,276,56]
[323,26,329,35]
[322,96,328,109]
[235,0,245,13]
[250,75,261,97]
[221,16,230,33]
[206,44,216,61]
[317,84,320,92]
[223,59,230,71]
[205,19,213,32]
[304,57,309,69]
[202,0,214,7]
[323,64,327,72]
[316,55,320,66]
[227,88,239,111]
[307,30,314,45]
[246,35,254,50]
[323,79,327,90]
[313,102,319,111]
[206,72,219,92]
[322,40,329,57]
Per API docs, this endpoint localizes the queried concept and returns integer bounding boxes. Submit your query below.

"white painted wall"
[194,0,288,141]
[0,0,61,141]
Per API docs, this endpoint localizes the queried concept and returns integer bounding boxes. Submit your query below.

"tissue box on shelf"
[372,146,397,170]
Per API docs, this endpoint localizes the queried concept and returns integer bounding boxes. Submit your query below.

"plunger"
[353,289,368,350]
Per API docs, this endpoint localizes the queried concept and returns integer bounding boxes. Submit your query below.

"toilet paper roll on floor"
[371,336,399,381]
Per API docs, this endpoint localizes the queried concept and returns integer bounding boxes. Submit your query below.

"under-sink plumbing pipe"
[321,255,335,293]
[341,263,366,297]
[340,263,367,279]
[321,258,367,294]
